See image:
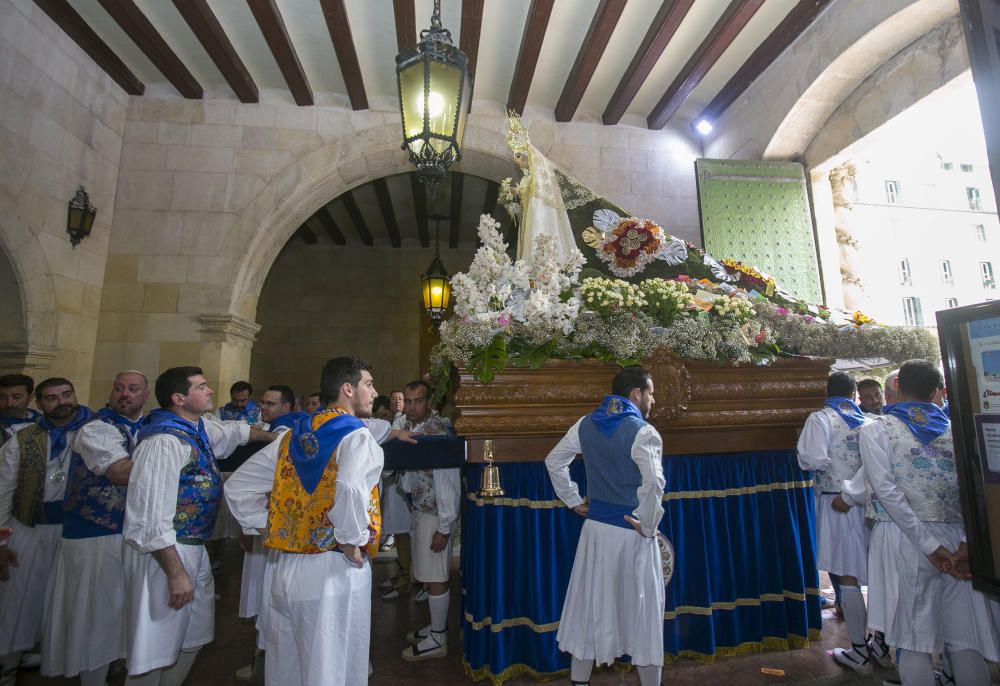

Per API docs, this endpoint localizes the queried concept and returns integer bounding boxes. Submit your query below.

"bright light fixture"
[695,119,713,136]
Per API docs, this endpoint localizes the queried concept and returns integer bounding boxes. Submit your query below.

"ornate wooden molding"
[198,315,262,343]
[454,354,832,461]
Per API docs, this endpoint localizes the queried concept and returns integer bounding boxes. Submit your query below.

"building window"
[977,224,987,241]
[982,261,995,289]
[968,187,983,211]
[903,297,924,326]
[899,258,912,286]
[942,161,954,171]
[941,260,953,286]
[946,298,959,309]
[961,163,974,173]
[885,180,900,204]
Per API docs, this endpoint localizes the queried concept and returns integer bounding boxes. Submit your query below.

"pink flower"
[676,275,691,283]
[774,307,789,316]
[497,314,511,327]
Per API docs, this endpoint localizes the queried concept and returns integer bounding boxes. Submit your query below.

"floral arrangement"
[721,258,777,297]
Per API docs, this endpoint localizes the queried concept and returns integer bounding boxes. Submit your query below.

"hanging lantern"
[396,0,470,198]
[422,214,451,323]
[66,186,96,248]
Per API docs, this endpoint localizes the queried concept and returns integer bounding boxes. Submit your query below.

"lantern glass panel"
[81,209,95,234]
[68,207,83,229]
[455,71,470,148]
[399,60,427,142]
[427,59,461,140]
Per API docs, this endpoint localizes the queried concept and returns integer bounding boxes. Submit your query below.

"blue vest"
[62,414,136,539]
[579,413,645,529]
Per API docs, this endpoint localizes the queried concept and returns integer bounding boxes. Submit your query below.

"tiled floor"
[17,542,999,685]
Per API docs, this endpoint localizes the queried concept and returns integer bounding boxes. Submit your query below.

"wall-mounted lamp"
[66,186,96,248]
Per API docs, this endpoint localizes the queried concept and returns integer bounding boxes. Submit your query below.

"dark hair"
[320,358,371,405]
[156,366,204,409]
[35,377,74,403]
[897,359,942,402]
[0,374,34,394]
[308,391,321,400]
[857,378,882,392]
[403,380,431,397]
[267,384,295,408]
[390,389,403,396]
[372,396,391,413]
[827,372,856,398]
[611,366,652,398]
[230,380,253,396]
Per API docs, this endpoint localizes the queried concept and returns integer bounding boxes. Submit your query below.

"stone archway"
[0,190,57,375]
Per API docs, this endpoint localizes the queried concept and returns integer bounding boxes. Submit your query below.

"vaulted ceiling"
[37,0,831,129]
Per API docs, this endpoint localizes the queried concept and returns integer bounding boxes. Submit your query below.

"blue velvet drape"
[460,450,821,684]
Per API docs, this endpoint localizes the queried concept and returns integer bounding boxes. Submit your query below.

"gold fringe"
[464,611,560,633]
[664,588,821,619]
[464,478,813,509]
[462,630,824,684]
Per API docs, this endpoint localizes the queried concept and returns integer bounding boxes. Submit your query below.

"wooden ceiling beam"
[373,178,402,248]
[393,0,416,53]
[246,0,313,106]
[554,0,627,122]
[647,0,765,130]
[411,174,430,248]
[697,0,830,126]
[32,0,144,95]
[341,191,374,247]
[173,0,258,103]
[461,0,484,107]
[96,0,202,98]
[315,206,346,245]
[297,225,318,245]
[449,173,464,249]
[319,0,368,110]
[507,0,555,115]
[602,0,694,125]
[482,180,499,219]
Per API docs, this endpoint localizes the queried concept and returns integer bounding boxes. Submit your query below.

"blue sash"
[269,411,308,432]
[38,406,94,457]
[588,395,644,438]
[287,410,364,494]
[885,402,949,446]
[586,498,634,530]
[824,397,866,429]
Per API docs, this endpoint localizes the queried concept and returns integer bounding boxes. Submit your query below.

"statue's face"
[514,152,529,170]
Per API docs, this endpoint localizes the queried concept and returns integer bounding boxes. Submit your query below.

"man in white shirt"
[42,370,148,686]
[0,378,93,686]
[122,366,275,685]
[0,375,38,447]
[844,359,1000,685]
[396,380,458,661]
[545,366,666,686]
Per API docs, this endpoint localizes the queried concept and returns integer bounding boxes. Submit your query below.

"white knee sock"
[570,657,593,684]
[897,649,935,686]
[429,590,449,635]
[80,663,111,686]
[160,648,200,686]
[839,584,867,647]
[944,647,990,686]
[636,664,662,686]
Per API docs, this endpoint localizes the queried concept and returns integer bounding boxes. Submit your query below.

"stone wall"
[0,0,127,402]
[250,244,477,398]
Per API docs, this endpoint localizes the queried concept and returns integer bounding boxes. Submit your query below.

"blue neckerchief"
[824,397,866,429]
[220,401,260,423]
[269,411,308,432]
[138,409,213,457]
[38,406,94,458]
[885,401,949,446]
[0,409,39,427]
[96,406,144,437]
[588,395,645,437]
[287,410,364,494]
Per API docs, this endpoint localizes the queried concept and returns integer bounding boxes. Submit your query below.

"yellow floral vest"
[264,409,381,556]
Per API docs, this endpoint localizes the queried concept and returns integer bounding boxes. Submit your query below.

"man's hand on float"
[431,531,449,553]
[0,545,18,582]
[927,545,957,575]
[572,503,589,517]
[341,543,364,568]
[390,429,419,445]
[831,495,851,513]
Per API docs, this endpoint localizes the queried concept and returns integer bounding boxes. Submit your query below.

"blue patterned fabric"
[884,402,949,446]
[824,397,866,429]
[461,450,821,683]
[138,410,221,541]
[219,401,261,425]
[62,410,138,539]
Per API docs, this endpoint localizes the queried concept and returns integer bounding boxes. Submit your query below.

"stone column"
[197,315,262,397]
[0,343,57,377]
[828,163,865,312]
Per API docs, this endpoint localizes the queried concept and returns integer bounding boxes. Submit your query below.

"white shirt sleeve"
[71,421,129,475]
[329,428,385,546]
[0,438,20,528]
[203,416,251,460]
[631,425,666,538]
[796,411,832,472]
[123,434,191,552]
[391,415,405,431]
[362,418,392,445]
[544,417,585,509]
[432,468,462,535]
[859,420,943,556]
[225,437,282,535]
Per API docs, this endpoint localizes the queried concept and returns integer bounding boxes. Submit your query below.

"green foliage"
[467,334,508,383]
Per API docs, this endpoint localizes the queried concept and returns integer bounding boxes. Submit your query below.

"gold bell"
[478,439,505,497]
